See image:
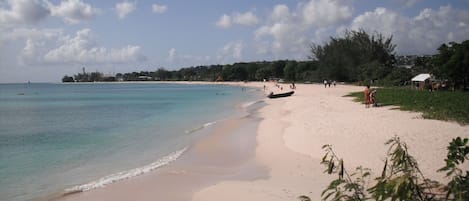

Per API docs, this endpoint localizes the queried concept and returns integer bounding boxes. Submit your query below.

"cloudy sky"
[1,0,468,83]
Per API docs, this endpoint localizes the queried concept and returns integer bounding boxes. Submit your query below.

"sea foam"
[185,121,218,134]
[65,147,187,193]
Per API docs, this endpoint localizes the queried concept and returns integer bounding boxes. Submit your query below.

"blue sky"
[1,0,468,83]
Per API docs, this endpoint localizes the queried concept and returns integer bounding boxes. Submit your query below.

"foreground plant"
[438,137,469,201]
[298,136,469,201]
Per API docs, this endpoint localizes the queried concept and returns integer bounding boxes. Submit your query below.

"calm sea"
[0,83,262,201]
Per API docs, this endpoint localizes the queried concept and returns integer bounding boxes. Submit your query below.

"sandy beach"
[55,82,469,201]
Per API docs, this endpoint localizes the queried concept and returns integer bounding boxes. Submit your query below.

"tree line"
[62,60,320,83]
[63,30,469,90]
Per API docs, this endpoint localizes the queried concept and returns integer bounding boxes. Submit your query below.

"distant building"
[138,76,152,81]
[411,73,432,90]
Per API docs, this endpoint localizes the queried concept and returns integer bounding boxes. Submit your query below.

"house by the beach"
[411,73,432,90]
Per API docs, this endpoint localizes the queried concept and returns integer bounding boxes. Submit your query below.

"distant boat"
[267,91,294,99]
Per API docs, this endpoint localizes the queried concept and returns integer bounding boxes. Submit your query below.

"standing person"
[333,80,336,87]
[364,85,371,108]
[328,80,331,87]
[324,79,327,88]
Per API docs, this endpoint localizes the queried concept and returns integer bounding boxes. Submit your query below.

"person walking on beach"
[364,85,371,108]
[333,80,336,87]
[324,80,327,88]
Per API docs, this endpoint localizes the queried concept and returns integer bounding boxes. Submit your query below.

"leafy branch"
[299,136,469,201]
[318,144,370,201]
[438,137,469,201]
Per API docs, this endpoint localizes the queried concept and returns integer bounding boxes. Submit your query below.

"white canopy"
[411,73,431,82]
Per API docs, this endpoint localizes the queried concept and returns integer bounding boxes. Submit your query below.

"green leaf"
[328,158,335,174]
[322,152,329,163]
[381,159,388,178]
[339,159,344,180]
[298,195,311,201]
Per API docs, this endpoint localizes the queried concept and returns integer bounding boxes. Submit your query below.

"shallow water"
[0,83,262,201]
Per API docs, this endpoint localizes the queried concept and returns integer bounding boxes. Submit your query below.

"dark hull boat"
[267,91,294,99]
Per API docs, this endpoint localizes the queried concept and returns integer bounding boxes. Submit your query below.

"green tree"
[284,61,298,81]
[311,29,396,83]
[62,75,74,82]
[271,60,287,78]
[255,67,272,80]
[433,40,469,90]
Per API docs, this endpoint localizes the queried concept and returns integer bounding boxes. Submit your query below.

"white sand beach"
[193,82,469,201]
[56,82,469,201]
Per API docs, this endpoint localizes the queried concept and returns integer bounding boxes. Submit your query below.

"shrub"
[299,136,469,201]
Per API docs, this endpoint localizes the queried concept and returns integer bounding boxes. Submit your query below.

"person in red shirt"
[364,85,371,108]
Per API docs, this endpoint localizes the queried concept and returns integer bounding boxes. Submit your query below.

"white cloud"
[165,48,211,67]
[271,4,290,22]
[216,11,259,28]
[1,28,62,63]
[216,14,231,28]
[254,0,351,58]
[40,29,145,64]
[49,0,99,24]
[351,7,404,36]
[168,48,176,62]
[217,41,244,63]
[302,0,353,27]
[349,6,469,54]
[394,0,422,8]
[116,1,135,19]
[1,27,146,68]
[0,0,50,25]
[233,11,259,26]
[2,28,63,42]
[19,38,45,64]
[152,4,167,14]
[254,22,309,57]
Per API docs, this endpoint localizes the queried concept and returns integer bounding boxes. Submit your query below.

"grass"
[346,87,469,125]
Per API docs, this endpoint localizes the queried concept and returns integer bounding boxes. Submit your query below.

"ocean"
[0,83,262,201]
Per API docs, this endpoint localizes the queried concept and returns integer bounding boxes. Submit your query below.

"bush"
[299,136,469,201]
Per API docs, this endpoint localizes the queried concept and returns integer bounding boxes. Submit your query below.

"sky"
[1,0,469,83]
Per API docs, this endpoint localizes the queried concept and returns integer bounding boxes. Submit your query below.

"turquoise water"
[0,83,262,201]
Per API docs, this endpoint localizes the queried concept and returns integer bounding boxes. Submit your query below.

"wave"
[184,121,218,134]
[64,147,187,193]
[241,99,265,110]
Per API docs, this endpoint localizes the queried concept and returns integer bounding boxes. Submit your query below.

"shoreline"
[50,83,267,201]
[46,81,469,201]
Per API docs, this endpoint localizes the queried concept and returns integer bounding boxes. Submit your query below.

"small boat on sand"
[267,91,294,99]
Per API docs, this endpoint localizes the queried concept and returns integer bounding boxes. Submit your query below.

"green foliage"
[346,88,469,124]
[311,29,396,82]
[255,66,272,80]
[307,137,469,201]
[318,144,370,201]
[62,75,74,82]
[284,61,298,81]
[438,137,469,201]
[63,60,322,82]
[432,40,469,90]
[368,137,437,201]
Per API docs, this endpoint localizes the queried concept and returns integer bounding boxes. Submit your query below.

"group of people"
[323,80,336,88]
[364,85,377,108]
